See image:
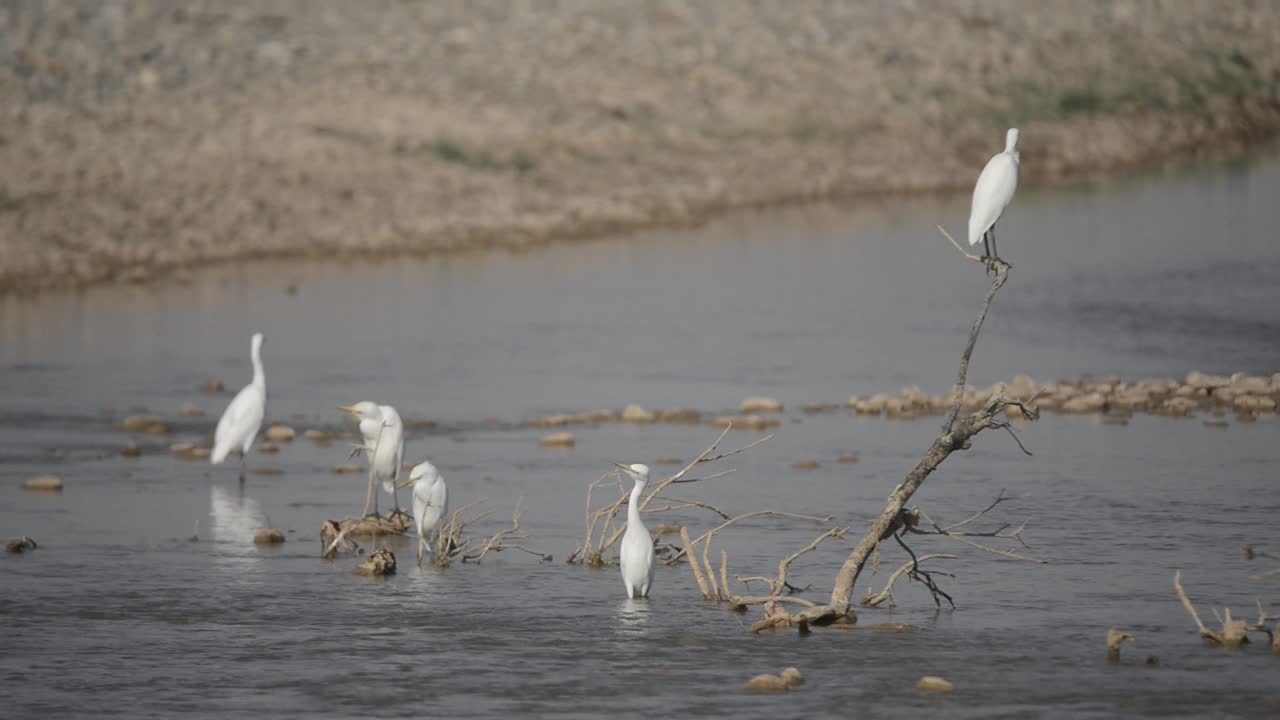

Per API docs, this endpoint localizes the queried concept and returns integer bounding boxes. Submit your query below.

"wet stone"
[264,424,296,442]
[254,528,286,545]
[917,676,954,693]
[539,432,576,448]
[23,475,63,493]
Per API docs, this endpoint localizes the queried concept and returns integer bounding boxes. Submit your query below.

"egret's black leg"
[989,225,999,264]
[239,453,246,485]
[983,231,993,275]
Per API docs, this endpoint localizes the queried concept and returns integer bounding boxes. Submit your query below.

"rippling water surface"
[2,155,1279,718]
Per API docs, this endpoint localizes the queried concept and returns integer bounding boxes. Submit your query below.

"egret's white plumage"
[210,332,266,482]
[968,128,1021,261]
[617,463,656,599]
[340,401,405,516]
[401,460,448,565]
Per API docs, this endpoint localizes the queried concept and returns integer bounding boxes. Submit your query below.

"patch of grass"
[1057,88,1103,116]
[1227,49,1253,73]
[394,136,537,174]
[787,118,821,143]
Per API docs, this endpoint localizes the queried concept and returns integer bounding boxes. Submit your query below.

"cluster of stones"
[847,372,1279,422]
[531,399,788,447]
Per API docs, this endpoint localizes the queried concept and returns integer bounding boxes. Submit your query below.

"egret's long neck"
[628,481,646,527]
[250,343,265,388]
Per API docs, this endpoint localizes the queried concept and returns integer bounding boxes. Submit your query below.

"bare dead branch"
[462,498,531,562]
[1174,570,1249,648]
[702,531,720,600]
[861,554,959,608]
[666,511,835,565]
[681,527,713,600]
[762,250,1024,630]
[649,495,731,519]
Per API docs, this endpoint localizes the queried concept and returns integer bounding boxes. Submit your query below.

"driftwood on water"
[320,512,413,559]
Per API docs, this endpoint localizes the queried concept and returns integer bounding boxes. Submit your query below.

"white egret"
[968,127,1021,267]
[399,460,448,565]
[210,332,266,483]
[615,463,656,599]
[339,401,404,517]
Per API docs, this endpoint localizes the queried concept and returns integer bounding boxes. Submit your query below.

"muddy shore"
[2,0,1279,294]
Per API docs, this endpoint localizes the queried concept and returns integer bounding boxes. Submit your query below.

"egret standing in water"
[968,127,1020,268]
[615,463,656,599]
[400,460,448,565]
[210,332,266,484]
[339,402,404,517]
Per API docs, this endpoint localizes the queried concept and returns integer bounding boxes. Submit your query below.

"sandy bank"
[2,0,1279,293]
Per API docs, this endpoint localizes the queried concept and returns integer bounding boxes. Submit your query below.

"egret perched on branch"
[968,127,1020,268]
[339,402,404,517]
[615,463,656,599]
[210,332,266,483]
[400,461,448,565]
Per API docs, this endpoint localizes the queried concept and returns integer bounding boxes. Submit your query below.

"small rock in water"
[1160,397,1198,417]
[1185,371,1229,389]
[23,475,63,493]
[303,428,331,442]
[250,468,284,476]
[791,461,819,471]
[254,528,286,545]
[258,443,280,454]
[354,548,397,576]
[836,455,860,464]
[1202,419,1229,429]
[179,403,205,417]
[622,404,656,423]
[917,676,954,693]
[264,424,296,442]
[780,668,803,687]
[654,457,683,465]
[800,403,836,413]
[740,396,783,413]
[539,432,576,448]
[6,537,37,553]
[656,408,701,424]
[200,380,225,394]
[189,447,210,459]
[743,674,789,693]
[121,414,167,432]
[713,414,769,431]
[121,442,142,457]
[1061,393,1107,413]
[333,464,363,474]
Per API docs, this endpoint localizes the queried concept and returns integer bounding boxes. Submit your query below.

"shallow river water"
[2,154,1279,718]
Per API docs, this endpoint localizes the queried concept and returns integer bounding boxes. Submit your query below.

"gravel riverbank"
[2,0,1279,293]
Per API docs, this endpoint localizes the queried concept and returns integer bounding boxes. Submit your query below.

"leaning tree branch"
[761,239,1029,629]
[1174,570,1249,648]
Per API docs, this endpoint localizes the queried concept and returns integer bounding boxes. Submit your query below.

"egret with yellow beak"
[339,402,404,517]
[399,460,448,565]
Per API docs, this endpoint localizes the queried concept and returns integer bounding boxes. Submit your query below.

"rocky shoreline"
[91,369,1279,470]
[3,1,1280,294]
